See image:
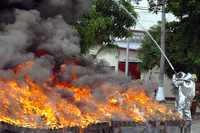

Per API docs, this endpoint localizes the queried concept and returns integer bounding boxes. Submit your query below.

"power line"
[135,7,162,12]
[134,6,149,10]
[135,7,149,10]
[139,20,159,23]
[134,5,163,12]
[134,6,149,9]
[136,11,154,14]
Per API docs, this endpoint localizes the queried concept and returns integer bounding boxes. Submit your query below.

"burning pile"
[0,0,180,129]
[0,67,180,128]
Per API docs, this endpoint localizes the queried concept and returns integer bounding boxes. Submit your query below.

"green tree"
[138,24,161,71]
[139,21,200,78]
[76,0,137,54]
[167,0,200,76]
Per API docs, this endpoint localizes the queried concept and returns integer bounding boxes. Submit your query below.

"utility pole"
[124,0,133,77]
[125,38,130,76]
[156,0,166,102]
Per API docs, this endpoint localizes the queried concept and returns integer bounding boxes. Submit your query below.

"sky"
[133,0,177,30]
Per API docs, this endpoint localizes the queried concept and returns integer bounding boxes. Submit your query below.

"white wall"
[141,66,174,98]
[90,47,118,71]
[118,49,141,63]
[90,46,141,72]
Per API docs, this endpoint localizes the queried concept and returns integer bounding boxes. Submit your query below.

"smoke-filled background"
[0,0,135,95]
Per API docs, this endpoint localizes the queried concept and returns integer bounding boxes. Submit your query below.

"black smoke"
[0,0,91,24]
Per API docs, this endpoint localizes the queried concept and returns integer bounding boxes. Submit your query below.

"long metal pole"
[125,0,131,77]
[125,38,130,76]
[112,0,176,74]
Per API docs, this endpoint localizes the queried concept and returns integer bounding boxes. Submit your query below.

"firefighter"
[172,72,196,133]
[172,72,195,120]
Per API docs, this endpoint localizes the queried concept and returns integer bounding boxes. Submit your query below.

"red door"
[119,62,141,79]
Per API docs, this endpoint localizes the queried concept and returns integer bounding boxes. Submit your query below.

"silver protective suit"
[172,72,195,121]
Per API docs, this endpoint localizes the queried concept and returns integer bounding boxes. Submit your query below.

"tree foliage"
[138,25,161,71]
[167,0,200,19]
[76,0,137,54]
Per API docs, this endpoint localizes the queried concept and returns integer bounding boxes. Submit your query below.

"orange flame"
[0,63,180,129]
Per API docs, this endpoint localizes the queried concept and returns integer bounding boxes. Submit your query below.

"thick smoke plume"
[0,9,80,81]
[0,0,133,91]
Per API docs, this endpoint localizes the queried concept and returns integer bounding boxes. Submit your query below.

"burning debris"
[0,0,181,130]
[0,70,181,128]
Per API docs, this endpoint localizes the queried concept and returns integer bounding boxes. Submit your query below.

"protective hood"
[184,73,193,81]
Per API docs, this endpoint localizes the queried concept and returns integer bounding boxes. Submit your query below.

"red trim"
[165,97,175,101]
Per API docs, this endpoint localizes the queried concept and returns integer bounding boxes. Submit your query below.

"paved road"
[192,119,200,133]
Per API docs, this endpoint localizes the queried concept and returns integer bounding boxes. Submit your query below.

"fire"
[0,62,180,129]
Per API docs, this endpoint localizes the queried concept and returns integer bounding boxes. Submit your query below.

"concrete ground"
[164,100,200,133]
[192,119,200,133]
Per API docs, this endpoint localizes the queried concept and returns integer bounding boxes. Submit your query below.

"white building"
[90,30,144,79]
